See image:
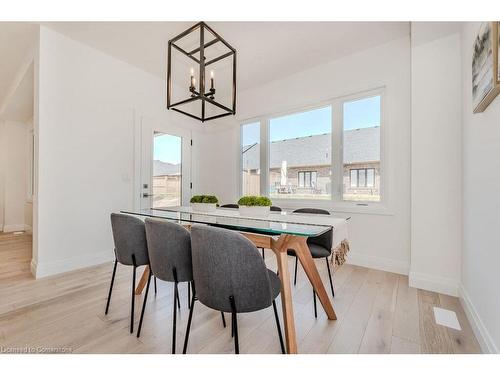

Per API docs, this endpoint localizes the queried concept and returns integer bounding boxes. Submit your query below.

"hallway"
[0,232,32,282]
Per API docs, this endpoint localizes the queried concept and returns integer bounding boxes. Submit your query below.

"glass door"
[139,116,191,210]
[152,132,182,208]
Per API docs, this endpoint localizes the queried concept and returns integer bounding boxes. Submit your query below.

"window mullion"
[260,118,269,196]
[332,101,343,202]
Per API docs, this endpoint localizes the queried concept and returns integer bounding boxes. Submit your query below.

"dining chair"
[136,218,226,354]
[185,225,285,354]
[107,213,150,334]
[289,208,334,318]
[220,203,239,209]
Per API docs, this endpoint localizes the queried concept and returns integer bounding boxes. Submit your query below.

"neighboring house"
[242,126,380,200]
[152,160,181,206]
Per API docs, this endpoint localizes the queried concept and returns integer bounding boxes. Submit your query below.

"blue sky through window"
[154,133,182,165]
[344,95,380,131]
[241,95,380,146]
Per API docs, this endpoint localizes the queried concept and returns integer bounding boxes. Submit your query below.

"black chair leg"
[105,259,117,315]
[294,256,298,286]
[188,281,191,310]
[182,282,196,354]
[325,258,335,298]
[272,300,286,354]
[229,295,239,354]
[221,312,226,328]
[172,268,179,354]
[176,287,181,310]
[137,272,152,338]
[130,255,137,334]
[261,248,265,260]
[313,291,317,318]
[231,316,234,337]
[154,276,157,295]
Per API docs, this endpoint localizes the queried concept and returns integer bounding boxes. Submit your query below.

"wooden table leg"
[274,239,298,354]
[293,236,337,320]
[135,266,150,295]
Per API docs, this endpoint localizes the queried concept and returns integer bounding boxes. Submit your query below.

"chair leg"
[261,248,265,260]
[182,282,196,354]
[176,287,181,310]
[272,300,286,354]
[294,256,298,286]
[136,272,152,338]
[172,268,179,354]
[220,312,226,328]
[154,276,157,295]
[325,258,335,298]
[229,295,239,354]
[188,281,191,310]
[104,259,117,315]
[130,255,137,334]
[313,291,317,318]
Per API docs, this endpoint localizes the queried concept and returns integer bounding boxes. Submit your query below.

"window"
[350,168,375,188]
[342,95,381,202]
[269,106,331,200]
[241,122,260,196]
[239,89,383,207]
[298,171,317,188]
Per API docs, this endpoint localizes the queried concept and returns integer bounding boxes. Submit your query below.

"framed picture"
[473,22,500,113]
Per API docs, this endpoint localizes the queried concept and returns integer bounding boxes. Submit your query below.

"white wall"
[197,37,412,275]
[410,27,462,296]
[0,119,30,232]
[34,27,201,277]
[460,22,500,353]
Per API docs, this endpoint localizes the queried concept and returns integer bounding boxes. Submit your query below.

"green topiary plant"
[190,195,219,204]
[237,196,272,207]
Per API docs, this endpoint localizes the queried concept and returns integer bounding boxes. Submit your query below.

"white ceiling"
[45,22,410,91]
[1,62,34,122]
[0,22,37,116]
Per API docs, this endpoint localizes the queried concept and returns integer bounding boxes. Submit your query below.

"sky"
[242,95,380,146]
[154,133,182,164]
[154,95,381,161]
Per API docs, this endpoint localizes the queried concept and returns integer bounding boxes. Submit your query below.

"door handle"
[142,193,153,198]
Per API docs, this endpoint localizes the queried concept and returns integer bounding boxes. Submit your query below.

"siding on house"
[242,126,380,200]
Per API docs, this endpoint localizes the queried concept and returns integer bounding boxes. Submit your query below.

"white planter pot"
[191,203,217,212]
[239,205,270,217]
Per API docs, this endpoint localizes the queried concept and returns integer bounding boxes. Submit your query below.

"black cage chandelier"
[167,22,236,123]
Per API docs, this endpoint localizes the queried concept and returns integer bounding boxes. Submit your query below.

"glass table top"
[121,206,335,237]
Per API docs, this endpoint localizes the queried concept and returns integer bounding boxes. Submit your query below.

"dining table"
[121,206,349,354]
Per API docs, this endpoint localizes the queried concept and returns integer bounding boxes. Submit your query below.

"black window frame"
[350,168,375,188]
[298,170,317,188]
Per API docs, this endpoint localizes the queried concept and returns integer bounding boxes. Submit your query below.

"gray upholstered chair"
[185,225,285,354]
[107,213,150,334]
[288,208,334,318]
[220,203,239,209]
[136,218,225,354]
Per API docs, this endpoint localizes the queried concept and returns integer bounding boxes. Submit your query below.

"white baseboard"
[30,258,38,277]
[409,271,459,297]
[2,223,30,232]
[347,252,409,275]
[458,284,499,354]
[32,250,114,279]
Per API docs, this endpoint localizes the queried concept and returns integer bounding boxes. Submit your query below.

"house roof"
[153,160,181,176]
[242,126,380,170]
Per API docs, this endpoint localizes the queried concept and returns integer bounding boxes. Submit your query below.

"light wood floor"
[0,233,481,354]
